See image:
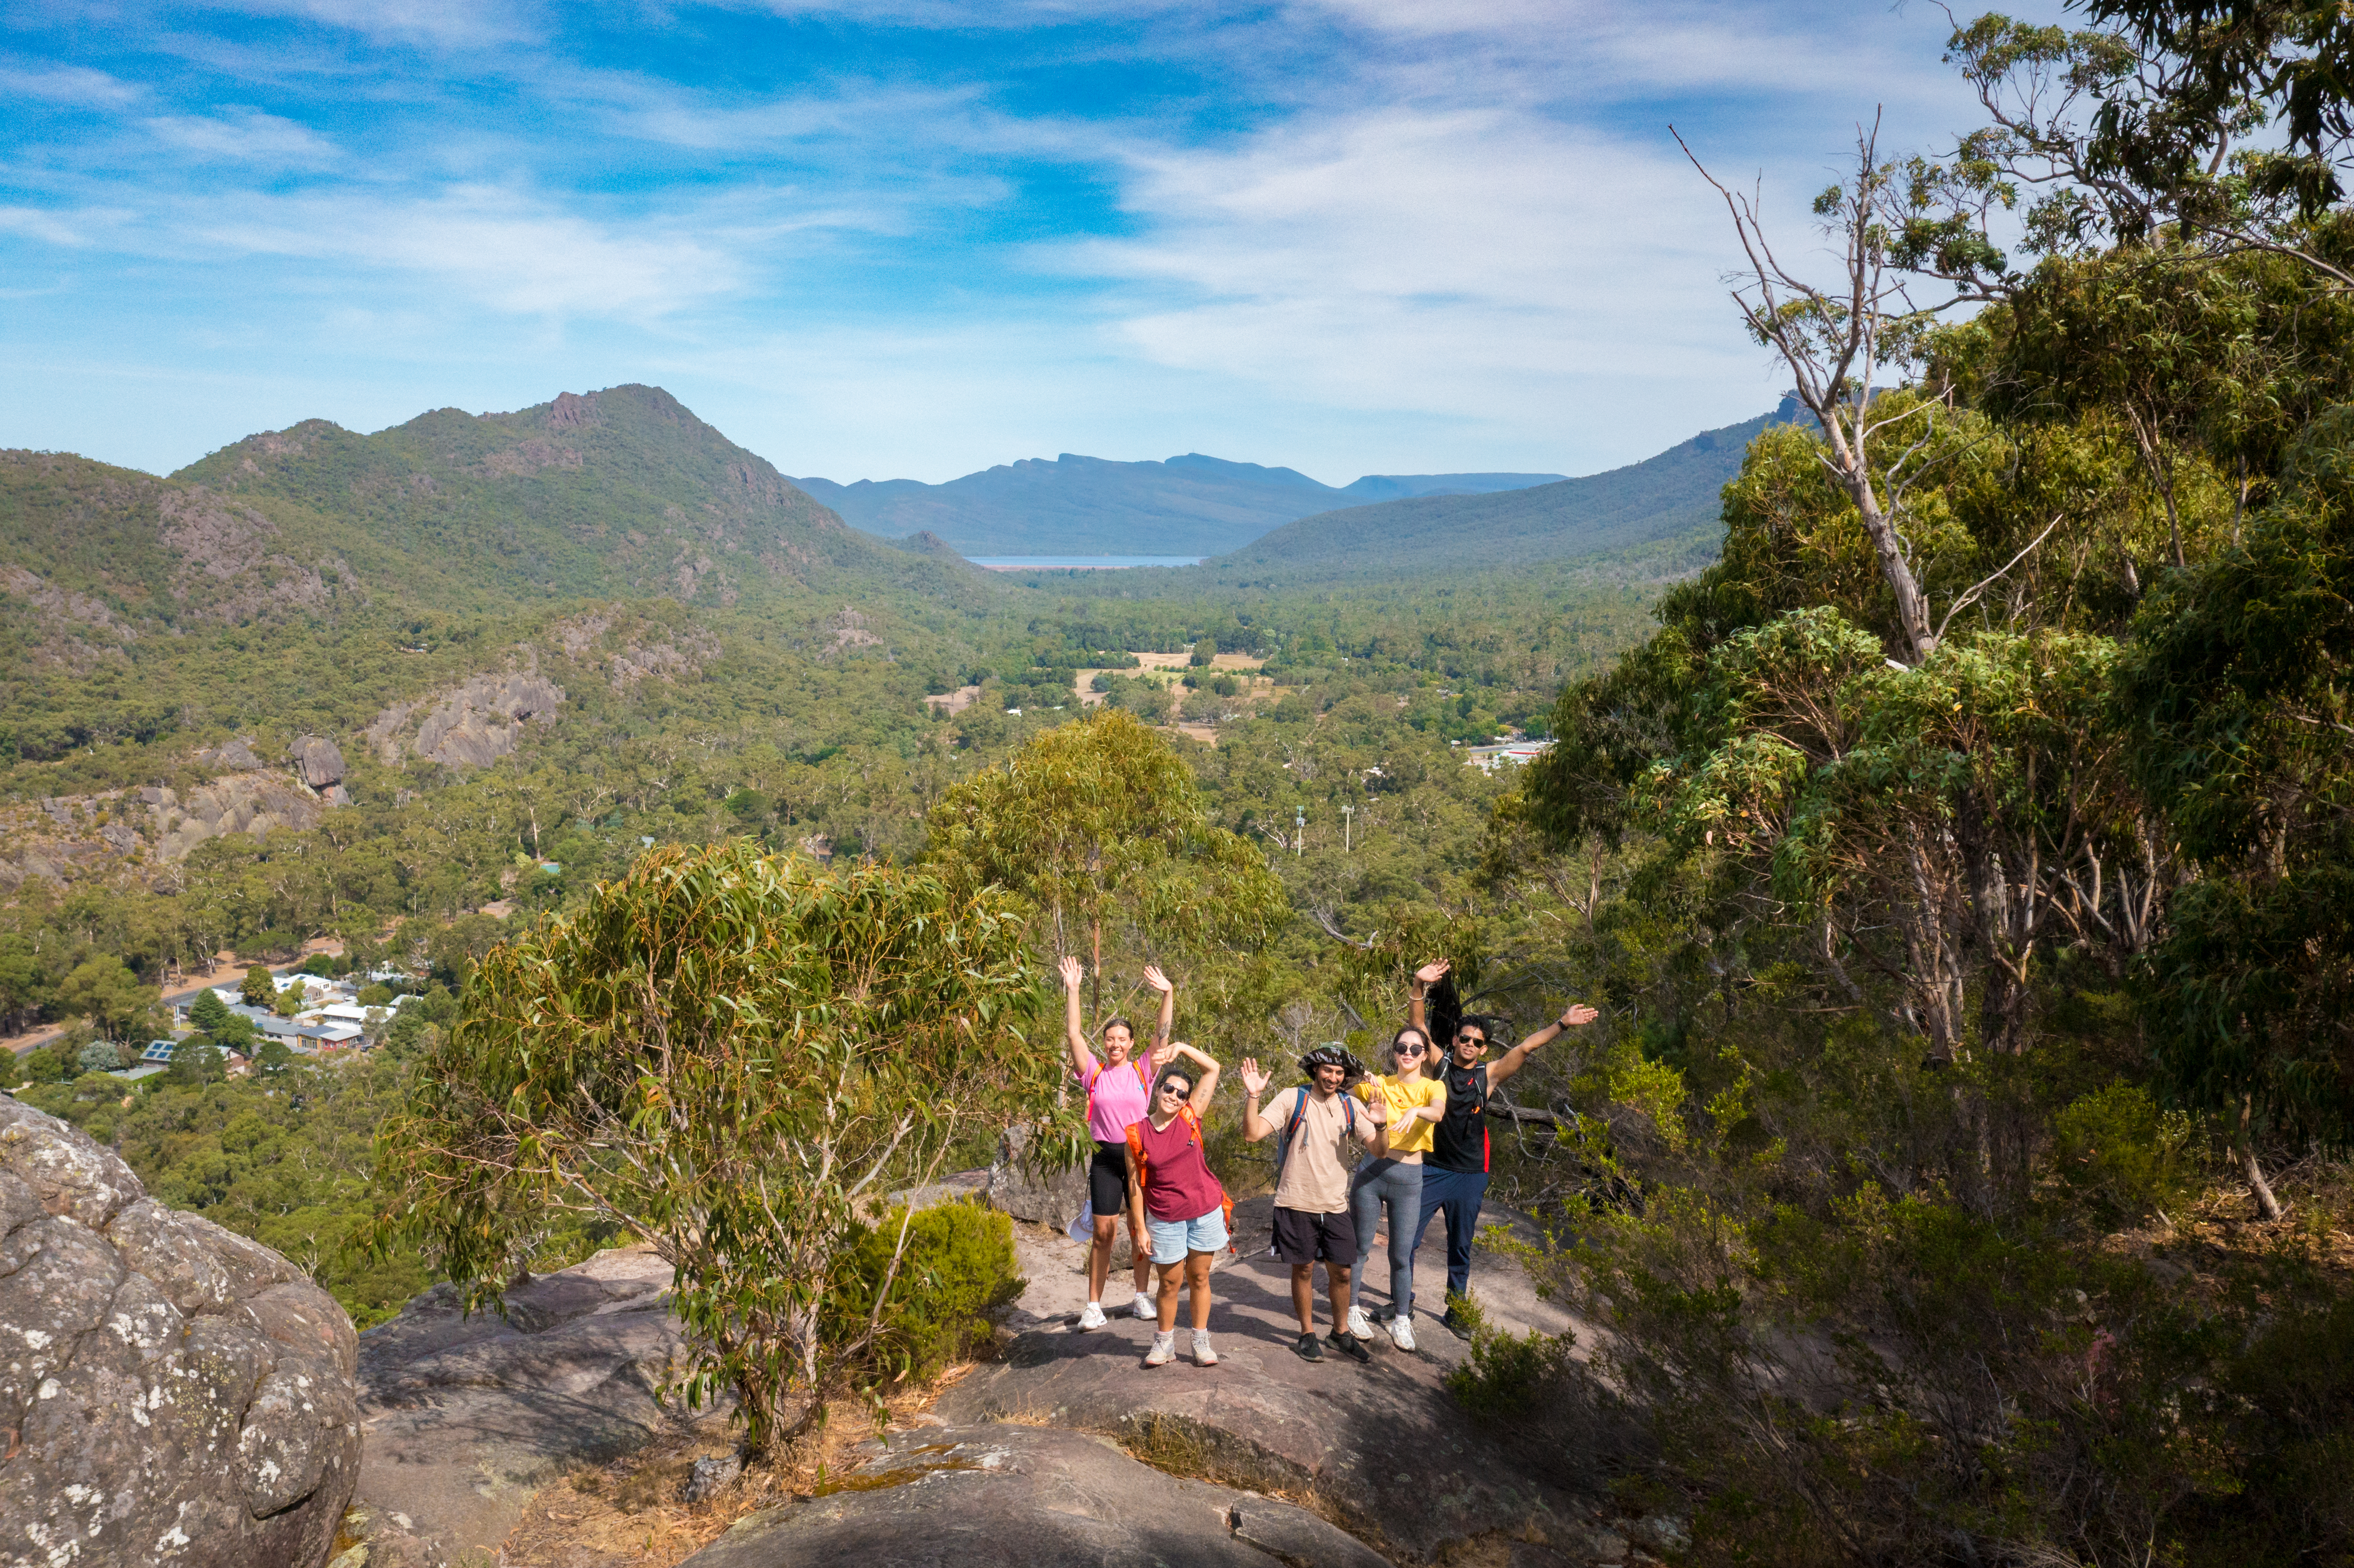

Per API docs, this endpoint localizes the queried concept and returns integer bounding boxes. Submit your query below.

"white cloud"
[186,186,749,317]
[193,0,538,47]
[0,65,143,107]
[0,205,107,246]
[143,108,340,166]
[1062,105,1766,442]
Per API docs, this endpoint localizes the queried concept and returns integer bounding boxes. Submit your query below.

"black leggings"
[1088,1140,1131,1217]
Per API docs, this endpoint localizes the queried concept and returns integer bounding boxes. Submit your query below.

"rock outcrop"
[982,1124,1088,1228]
[349,1244,713,1568]
[945,1193,1602,1564]
[0,1096,360,1568]
[366,673,564,769]
[288,736,347,797]
[677,1424,1390,1568]
[153,774,327,860]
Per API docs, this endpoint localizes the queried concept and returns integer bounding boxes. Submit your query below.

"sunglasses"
[1160,1081,1191,1096]
[1393,1042,1422,1055]
[1454,1033,1486,1047]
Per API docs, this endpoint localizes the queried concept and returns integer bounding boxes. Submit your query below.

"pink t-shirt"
[1076,1049,1152,1144]
[1131,1110,1226,1223]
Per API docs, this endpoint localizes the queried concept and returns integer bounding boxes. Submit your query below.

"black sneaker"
[1327,1329,1371,1364]
[1293,1330,1324,1362]
[1440,1309,1474,1341]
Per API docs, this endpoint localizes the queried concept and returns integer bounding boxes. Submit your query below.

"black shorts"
[1270,1205,1358,1268]
[1089,1140,1130,1217]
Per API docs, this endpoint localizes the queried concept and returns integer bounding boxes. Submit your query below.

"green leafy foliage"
[925,709,1287,972]
[371,840,1071,1453]
[2051,1082,2195,1224]
[824,1201,1024,1391]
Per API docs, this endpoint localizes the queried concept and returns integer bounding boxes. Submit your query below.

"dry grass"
[2091,1158,2354,1314]
[496,1369,984,1568]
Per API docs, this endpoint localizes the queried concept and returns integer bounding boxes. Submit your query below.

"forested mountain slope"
[171,384,994,615]
[793,452,1565,557]
[0,386,999,765]
[1193,401,1801,585]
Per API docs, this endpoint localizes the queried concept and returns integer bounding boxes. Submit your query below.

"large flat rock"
[677,1423,1391,1568]
[350,1244,722,1568]
[953,1192,1595,1562]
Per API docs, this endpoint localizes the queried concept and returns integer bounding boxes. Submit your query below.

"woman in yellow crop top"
[1347,1020,1447,1351]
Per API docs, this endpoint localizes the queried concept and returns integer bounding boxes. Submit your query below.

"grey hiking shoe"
[1327,1329,1372,1364]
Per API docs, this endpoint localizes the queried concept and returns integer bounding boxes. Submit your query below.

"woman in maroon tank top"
[1123,1044,1227,1368]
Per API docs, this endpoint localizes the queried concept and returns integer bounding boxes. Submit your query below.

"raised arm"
[1356,1089,1391,1155]
[1168,1042,1220,1118]
[1059,955,1097,1079]
[1238,1058,1276,1143]
[1487,1002,1600,1090]
[1143,964,1176,1065]
[1407,958,1448,1037]
[1126,1148,1150,1250]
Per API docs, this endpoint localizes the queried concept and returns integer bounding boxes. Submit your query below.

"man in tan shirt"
[1241,1045,1390,1363]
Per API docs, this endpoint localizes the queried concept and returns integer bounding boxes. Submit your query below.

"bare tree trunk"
[2241,1094,2285,1221]
[1820,411,1938,660]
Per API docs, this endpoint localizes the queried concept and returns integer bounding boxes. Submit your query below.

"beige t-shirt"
[1270,1088,1360,1215]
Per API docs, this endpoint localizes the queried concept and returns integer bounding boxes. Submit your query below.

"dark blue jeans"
[1409,1165,1490,1310]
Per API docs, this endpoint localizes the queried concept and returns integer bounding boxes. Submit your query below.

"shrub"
[2051,1082,2195,1225]
[77,1040,126,1074]
[826,1200,1025,1389]
[1445,1295,1578,1419]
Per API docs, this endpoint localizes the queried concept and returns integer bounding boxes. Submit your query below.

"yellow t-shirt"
[1354,1073,1446,1158]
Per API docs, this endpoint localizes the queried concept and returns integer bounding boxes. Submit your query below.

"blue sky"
[2,1,2045,485]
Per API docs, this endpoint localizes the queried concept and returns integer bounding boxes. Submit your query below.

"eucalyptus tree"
[923,709,1286,1013]
[371,842,1068,1451]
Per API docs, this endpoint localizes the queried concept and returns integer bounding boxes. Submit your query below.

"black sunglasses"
[1454,1032,1486,1046]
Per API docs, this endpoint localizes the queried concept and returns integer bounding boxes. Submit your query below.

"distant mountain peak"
[789,452,1568,556]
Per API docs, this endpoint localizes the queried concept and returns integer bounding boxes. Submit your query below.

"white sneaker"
[1388,1315,1416,1353]
[1078,1301,1106,1330]
[1191,1330,1218,1367]
[1130,1290,1156,1319]
[1144,1331,1175,1367]
[1345,1305,1373,1341]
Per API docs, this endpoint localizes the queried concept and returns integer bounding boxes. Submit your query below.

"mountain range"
[1182,401,1804,587]
[1,383,1803,747]
[789,455,1566,558]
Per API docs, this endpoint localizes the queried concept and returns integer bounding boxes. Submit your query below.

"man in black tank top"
[1406,960,1597,1338]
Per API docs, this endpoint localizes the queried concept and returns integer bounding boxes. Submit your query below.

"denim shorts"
[1144,1204,1229,1265]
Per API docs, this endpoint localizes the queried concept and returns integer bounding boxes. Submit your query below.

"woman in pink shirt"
[1059,955,1175,1329]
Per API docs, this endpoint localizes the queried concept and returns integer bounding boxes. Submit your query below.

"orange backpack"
[1124,1106,1236,1252]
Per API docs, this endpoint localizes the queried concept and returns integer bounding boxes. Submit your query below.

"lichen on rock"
[0,1096,361,1568]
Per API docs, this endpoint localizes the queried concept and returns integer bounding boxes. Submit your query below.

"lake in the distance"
[970,556,1203,570]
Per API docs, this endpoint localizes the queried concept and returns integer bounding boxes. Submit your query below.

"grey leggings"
[1349,1157,1421,1320]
